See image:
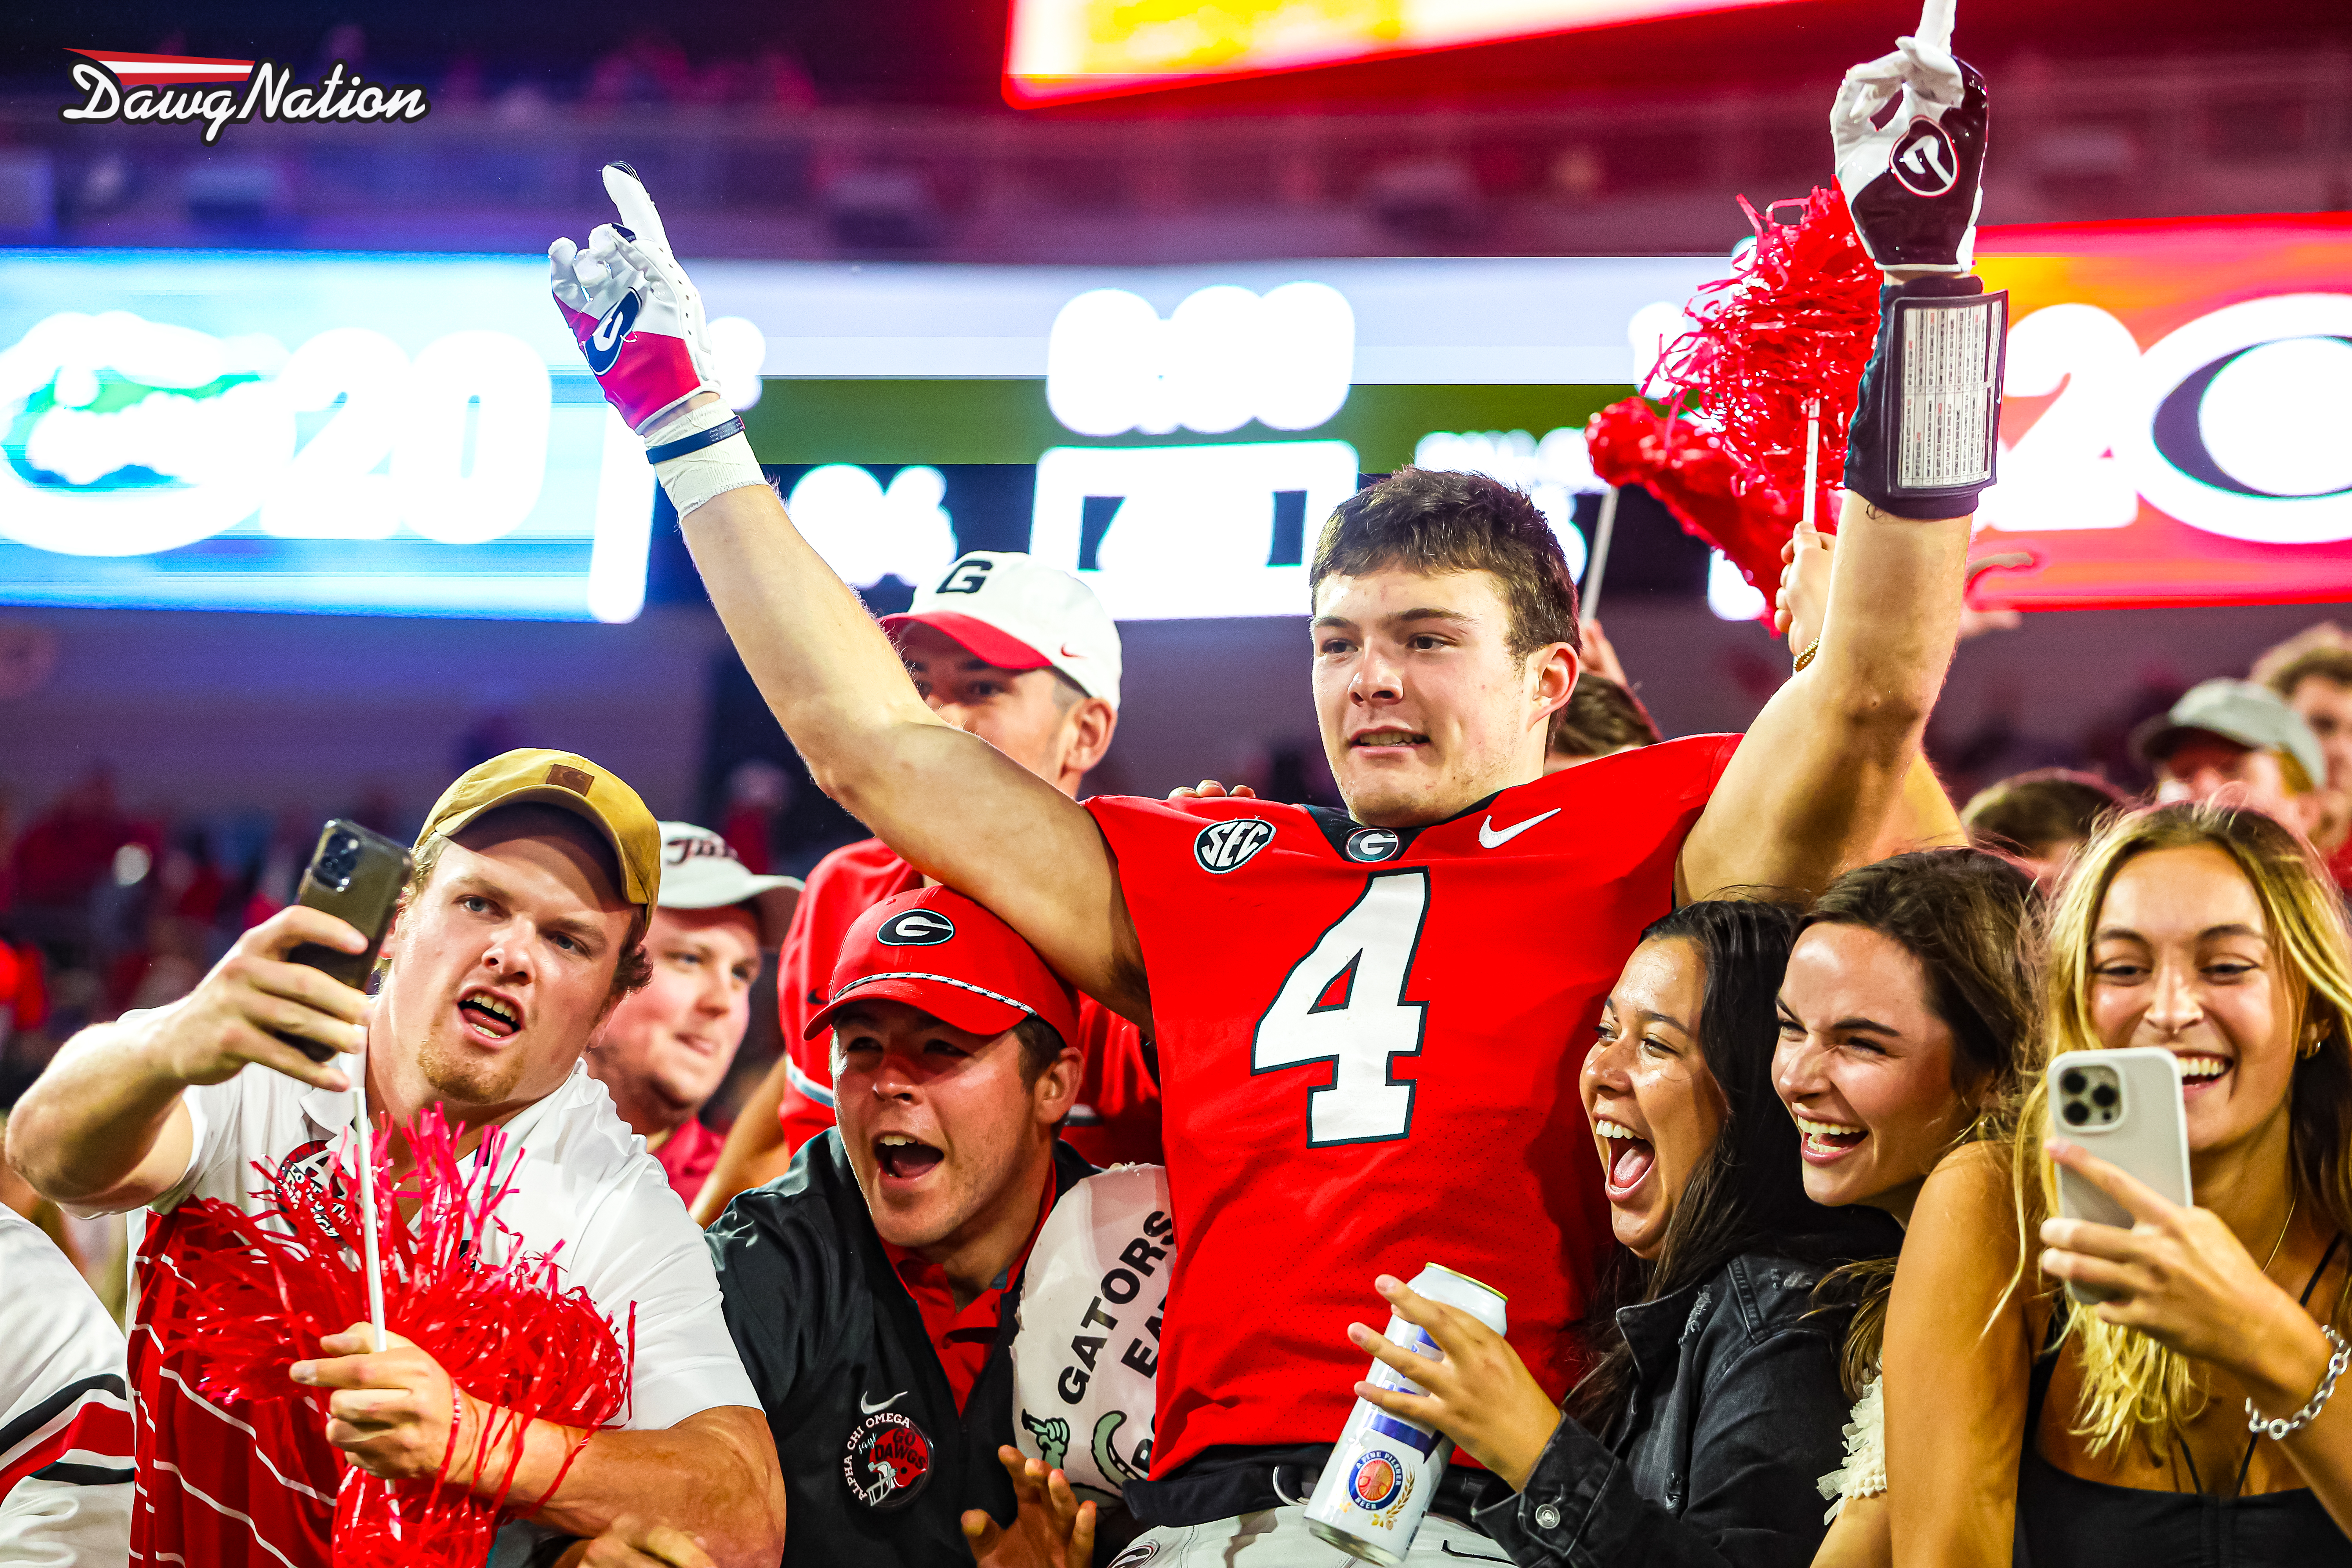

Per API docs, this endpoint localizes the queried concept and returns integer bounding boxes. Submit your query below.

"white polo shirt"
[156,1059,759,1432]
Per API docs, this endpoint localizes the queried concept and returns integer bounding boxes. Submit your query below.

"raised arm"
[550,165,1145,1024]
[4,906,369,1215]
[1682,9,1999,900]
[674,479,1141,1018]
[1679,492,1967,902]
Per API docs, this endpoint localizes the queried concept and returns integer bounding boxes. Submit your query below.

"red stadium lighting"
[1002,0,1808,106]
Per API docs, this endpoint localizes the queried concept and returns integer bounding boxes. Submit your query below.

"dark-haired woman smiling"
[1341,900,1899,1568]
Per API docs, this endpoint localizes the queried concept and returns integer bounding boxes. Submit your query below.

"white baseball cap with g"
[656,822,804,948]
[881,551,1123,709]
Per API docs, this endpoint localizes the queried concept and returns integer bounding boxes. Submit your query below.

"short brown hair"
[1012,1013,1071,1087]
[1548,675,1662,759]
[1960,769,2128,855]
[1310,467,1581,663]
[400,805,652,1004]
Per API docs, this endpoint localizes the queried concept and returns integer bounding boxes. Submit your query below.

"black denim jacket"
[1471,1252,1855,1568]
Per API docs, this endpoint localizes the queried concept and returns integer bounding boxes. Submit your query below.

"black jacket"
[707,1131,1097,1568]
[1472,1252,1857,1568]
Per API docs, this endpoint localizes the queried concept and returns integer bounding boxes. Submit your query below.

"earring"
[2303,1034,2328,1060]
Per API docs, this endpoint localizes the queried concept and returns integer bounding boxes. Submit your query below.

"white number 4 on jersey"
[1251,871,1430,1146]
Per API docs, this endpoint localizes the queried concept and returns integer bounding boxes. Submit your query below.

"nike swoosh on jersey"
[1477,808,1561,849]
[859,1389,908,1415]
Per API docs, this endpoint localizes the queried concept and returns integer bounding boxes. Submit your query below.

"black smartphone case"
[281,819,412,1061]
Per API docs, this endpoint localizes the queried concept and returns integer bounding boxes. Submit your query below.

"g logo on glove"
[584,291,641,376]
[1891,121,1959,197]
[549,162,723,432]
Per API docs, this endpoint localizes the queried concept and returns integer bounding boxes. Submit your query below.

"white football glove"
[1831,0,1988,273]
[549,162,721,432]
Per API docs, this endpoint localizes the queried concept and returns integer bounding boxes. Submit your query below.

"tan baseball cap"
[417,749,662,909]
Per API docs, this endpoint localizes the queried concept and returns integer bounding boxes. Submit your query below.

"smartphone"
[2047,1047,2193,1305]
[280,819,412,1063]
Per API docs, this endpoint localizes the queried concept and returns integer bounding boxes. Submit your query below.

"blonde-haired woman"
[1881,801,2352,1566]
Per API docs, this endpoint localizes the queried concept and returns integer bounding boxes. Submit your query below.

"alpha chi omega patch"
[842,1408,934,1510]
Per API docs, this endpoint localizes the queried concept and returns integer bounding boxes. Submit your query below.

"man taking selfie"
[4,751,785,1568]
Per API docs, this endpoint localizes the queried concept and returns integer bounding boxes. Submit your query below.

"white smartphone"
[2047,1047,2194,1307]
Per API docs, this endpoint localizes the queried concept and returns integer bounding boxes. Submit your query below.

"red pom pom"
[1586,187,1881,611]
[145,1108,633,1566]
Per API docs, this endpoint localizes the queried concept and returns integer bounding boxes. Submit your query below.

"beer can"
[1304,1263,1509,1566]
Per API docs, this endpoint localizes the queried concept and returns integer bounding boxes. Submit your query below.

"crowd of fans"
[15,33,2352,1568]
[4,595,2352,1561]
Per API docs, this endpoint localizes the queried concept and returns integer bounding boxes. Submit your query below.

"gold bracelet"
[1793,638,1821,673]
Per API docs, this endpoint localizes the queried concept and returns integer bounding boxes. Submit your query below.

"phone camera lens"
[317,832,360,890]
[2060,1071,2087,1096]
[2091,1083,2118,1107]
[2062,1100,2090,1126]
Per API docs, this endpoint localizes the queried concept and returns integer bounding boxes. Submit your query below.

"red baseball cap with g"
[804,885,1082,1049]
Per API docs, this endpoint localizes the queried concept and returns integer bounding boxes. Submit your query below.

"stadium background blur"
[2,0,2349,1156]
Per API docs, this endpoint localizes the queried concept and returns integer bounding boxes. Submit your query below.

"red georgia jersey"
[131,1205,340,1566]
[1084,734,1742,1476]
[778,837,1164,1168]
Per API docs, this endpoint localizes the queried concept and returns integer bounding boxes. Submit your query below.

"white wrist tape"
[649,402,768,520]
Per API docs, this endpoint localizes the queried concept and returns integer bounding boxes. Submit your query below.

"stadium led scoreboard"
[1002,0,1813,105]
[1,214,2347,624]
[0,250,1715,622]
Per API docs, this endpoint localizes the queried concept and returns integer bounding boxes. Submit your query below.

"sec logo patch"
[843,1409,933,1510]
[1194,818,1275,874]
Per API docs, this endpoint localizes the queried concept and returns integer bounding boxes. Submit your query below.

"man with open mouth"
[689,548,1165,1229]
[706,884,1114,1566]
[5,749,785,1568]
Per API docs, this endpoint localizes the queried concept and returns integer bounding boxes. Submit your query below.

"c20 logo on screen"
[0,312,554,556]
[1194,818,1276,873]
[1978,291,2352,545]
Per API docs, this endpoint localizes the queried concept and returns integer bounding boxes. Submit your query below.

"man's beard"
[414,1026,543,1109]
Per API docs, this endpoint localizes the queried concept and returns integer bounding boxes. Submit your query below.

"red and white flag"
[67,50,256,87]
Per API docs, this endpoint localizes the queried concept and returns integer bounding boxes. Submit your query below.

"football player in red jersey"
[551,36,1998,1544]
[688,550,1163,1227]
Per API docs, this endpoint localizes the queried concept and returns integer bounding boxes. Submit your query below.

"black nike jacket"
[706,1129,1097,1567]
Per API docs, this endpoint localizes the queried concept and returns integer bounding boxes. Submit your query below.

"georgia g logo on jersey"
[1890,118,1959,197]
[1194,818,1275,874]
[584,290,641,374]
